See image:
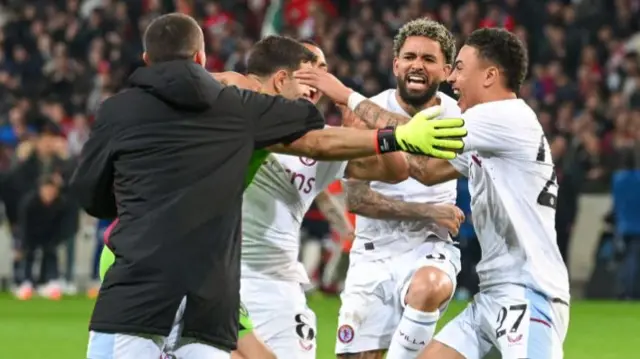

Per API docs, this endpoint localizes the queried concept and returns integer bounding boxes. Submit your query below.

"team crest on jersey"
[299,157,317,166]
[337,324,355,343]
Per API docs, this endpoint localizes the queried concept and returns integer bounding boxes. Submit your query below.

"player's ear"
[392,57,400,77]
[273,70,288,94]
[483,66,499,88]
[443,64,452,79]
[193,50,206,68]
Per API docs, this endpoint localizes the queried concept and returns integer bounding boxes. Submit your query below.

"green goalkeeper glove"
[376,106,466,160]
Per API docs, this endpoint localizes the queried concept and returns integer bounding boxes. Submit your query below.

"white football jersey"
[351,90,460,261]
[241,151,347,283]
[449,99,570,302]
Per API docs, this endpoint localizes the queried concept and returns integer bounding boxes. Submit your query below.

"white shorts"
[87,296,230,359]
[335,240,460,354]
[241,277,316,359]
[86,332,230,359]
[435,284,570,359]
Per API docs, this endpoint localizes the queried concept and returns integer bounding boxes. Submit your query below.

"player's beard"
[396,73,440,112]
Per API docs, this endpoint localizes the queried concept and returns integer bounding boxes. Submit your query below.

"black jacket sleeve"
[237,88,326,149]
[69,103,117,219]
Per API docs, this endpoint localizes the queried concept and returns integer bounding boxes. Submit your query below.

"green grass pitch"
[0,294,636,358]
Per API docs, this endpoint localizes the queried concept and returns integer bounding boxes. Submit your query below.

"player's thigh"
[87,331,162,359]
[336,259,397,354]
[431,303,493,359]
[237,331,276,359]
[478,288,569,359]
[174,338,231,359]
[399,241,461,310]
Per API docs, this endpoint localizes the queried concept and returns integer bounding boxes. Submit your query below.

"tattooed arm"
[345,180,464,235]
[346,179,435,220]
[340,106,409,183]
[314,190,353,237]
[352,100,412,129]
[405,155,461,186]
[293,69,415,129]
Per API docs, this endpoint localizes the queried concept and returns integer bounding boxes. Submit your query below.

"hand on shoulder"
[211,71,261,92]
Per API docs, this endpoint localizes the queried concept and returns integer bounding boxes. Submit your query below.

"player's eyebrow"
[454,60,463,67]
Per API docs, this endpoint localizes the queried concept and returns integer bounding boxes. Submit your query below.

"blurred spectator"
[454,177,480,300]
[0,0,638,298]
[14,175,74,300]
[612,150,640,299]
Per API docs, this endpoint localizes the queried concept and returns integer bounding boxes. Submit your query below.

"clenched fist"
[431,204,465,236]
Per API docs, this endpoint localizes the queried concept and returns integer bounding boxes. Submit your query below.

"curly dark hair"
[393,18,456,65]
[465,28,528,92]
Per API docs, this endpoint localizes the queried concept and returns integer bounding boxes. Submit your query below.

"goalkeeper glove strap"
[376,127,400,154]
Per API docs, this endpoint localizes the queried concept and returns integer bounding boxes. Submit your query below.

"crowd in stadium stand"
[0,0,639,299]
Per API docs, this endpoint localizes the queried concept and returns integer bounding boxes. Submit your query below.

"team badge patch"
[338,324,355,343]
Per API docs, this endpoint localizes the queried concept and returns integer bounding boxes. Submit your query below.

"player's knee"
[405,266,453,311]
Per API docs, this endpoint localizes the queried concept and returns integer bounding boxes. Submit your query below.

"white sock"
[386,305,440,359]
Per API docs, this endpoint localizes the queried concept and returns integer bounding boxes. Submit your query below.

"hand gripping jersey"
[241,150,347,283]
[449,99,570,302]
[351,90,460,260]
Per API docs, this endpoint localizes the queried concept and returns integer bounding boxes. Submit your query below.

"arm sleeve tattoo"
[346,179,431,220]
[352,100,411,129]
[315,191,353,236]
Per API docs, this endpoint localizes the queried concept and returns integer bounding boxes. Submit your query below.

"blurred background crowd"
[0,0,639,300]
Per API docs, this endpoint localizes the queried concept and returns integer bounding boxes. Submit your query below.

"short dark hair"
[465,28,528,92]
[298,38,319,48]
[247,36,318,77]
[143,13,204,63]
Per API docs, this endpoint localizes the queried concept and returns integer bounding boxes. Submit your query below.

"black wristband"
[376,127,400,154]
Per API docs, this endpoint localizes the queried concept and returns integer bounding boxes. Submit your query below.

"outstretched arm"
[266,127,385,161]
[351,99,411,129]
[294,68,412,129]
[346,179,436,220]
[405,155,462,186]
[341,107,409,183]
[344,154,409,183]
[345,180,464,235]
[315,191,353,237]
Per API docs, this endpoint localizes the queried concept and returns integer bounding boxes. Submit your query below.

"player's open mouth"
[302,88,319,103]
[406,74,427,91]
[452,87,463,106]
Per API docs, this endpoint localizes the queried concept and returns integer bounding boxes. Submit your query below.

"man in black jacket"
[74,13,466,359]
[16,175,74,299]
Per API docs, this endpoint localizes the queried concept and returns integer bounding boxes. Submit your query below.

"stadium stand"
[0,0,639,299]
